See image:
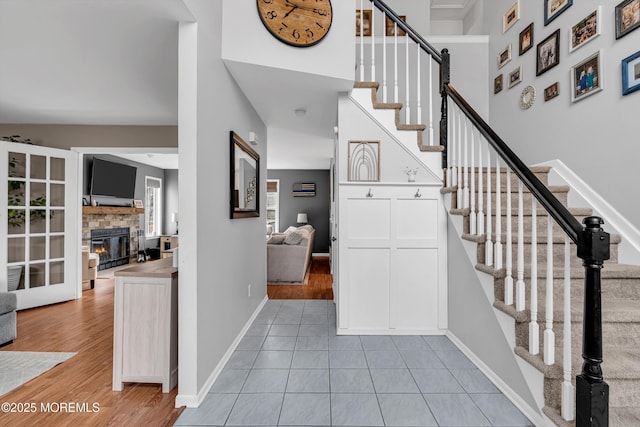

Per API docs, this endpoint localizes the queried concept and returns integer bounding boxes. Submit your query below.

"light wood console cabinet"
[113,258,178,393]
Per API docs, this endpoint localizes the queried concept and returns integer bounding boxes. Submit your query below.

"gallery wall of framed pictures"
[492,0,640,106]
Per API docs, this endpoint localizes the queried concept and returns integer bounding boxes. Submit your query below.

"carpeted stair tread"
[477,262,640,280]
[419,145,445,152]
[540,406,640,427]
[397,123,426,131]
[354,81,379,89]
[374,102,404,109]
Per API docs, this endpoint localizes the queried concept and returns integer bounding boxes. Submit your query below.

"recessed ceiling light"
[294,108,307,117]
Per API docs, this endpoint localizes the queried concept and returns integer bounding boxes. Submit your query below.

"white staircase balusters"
[544,216,555,365]
[562,234,575,421]
[416,46,421,127]
[494,157,502,269]
[504,167,513,305]
[405,30,410,124]
[469,121,476,235]
[450,107,457,188]
[485,145,493,266]
[529,198,539,354]
[462,116,469,210]
[457,111,463,208]
[382,11,387,102]
[359,0,364,81]
[515,181,525,311]
[371,6,375,82]
[428,58,434,145]
[477,131,484,235]
[393,23,398,103]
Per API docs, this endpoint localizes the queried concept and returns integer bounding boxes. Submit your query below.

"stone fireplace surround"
[82,212,142,266]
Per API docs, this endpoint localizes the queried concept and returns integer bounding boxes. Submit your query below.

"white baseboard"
[337,328,446,336]
[174,295,269,408]
[536,159,640,265]
[446,331,550,427]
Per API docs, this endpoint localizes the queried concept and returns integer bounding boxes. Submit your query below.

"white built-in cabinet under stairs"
[337,183,447,335]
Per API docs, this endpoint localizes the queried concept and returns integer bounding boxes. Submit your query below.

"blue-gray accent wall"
[267,169,330,253]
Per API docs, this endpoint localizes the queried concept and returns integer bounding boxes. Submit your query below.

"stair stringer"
[444,191,552,427]
[349,88,443,178]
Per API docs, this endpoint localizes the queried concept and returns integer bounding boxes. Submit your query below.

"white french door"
[0,142,79,310]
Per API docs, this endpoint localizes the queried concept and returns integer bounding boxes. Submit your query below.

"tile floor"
[174,299,533,427]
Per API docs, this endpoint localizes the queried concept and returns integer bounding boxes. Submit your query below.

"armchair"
[82,246,100,289]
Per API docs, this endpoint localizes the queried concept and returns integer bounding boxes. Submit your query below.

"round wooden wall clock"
[257,0,333,47]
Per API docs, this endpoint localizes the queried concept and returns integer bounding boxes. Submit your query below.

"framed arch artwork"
[348,141,380,182]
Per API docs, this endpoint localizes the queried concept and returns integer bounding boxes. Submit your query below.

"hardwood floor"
[267,256,334,299]
[0,279,183,427]
[0,256,333,426]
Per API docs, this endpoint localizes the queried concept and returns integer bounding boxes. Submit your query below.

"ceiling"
[0,0,477,169]
[431,0,478,21]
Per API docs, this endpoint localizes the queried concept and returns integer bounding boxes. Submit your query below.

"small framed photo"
[386,15,406,36]
[348,141,380,182]
[536,29,560,76]
[508,65,522,88]
[544,0,573,26]
[356,9,372,36]
[494,75,504,94]
[615,0,640,39]
[498,44,512,69]
[134,199,144,208]
[503,1,520,33]
[544,82,560,101]
[519,23,534,55]
[622,49,640,95]
[571,50,603,103]
[570,7,601,53]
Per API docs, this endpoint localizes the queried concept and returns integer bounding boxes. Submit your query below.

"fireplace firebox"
[91,227,131,271]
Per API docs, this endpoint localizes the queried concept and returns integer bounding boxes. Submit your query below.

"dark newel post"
[439,48,450,177]
[576,216,610,427]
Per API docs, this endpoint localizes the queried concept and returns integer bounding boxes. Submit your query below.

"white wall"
[222,0,353,82]
[267,127,333,170]
[338,94,439,183]
[447,218,541,415]
[178,0,268,402]
[485,0,640,229]
[383,0,431,36]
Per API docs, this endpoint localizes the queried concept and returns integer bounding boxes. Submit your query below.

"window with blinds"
[145,177,162,239]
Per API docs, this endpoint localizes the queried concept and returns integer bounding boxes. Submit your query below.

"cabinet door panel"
[348,248,389,329]
[395,199,438,241]
[392,248,439,330]
[345,199,390,240]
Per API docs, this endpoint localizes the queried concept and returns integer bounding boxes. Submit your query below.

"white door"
[1,142,79,310]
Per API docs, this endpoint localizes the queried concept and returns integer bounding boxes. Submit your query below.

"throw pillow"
[283,231,305,245]
[284,226,298,234]
[268,235,286,244]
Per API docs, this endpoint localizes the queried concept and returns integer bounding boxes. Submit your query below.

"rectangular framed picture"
[615,0,640,39]
[356,10,372,36]
[494,75,504,94]
[545,0,573,26]
[134,199,144,208]
[519,23,534,55]
[508,65,522,88]
[498,44,512,69]
[622,49,640,95]
[544,82,560,101]
[348,141,380,182]
[503,1,520,33]
[570,7,601,53]
[536,29,560,76]
[571,50,603,103]
[386,15,406,36]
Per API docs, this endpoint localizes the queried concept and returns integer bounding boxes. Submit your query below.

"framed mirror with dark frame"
[230,131,260,219]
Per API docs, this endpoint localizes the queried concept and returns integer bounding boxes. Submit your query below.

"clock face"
[257,0,333,47]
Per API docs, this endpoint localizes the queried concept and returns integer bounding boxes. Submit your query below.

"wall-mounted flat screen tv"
[90,158,137,199]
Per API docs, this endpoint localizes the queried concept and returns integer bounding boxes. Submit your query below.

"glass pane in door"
[50,157,65,181]
[8,152,26,178]
[50,210,64,233]
[50,261,64,285]
[50,236,64,259]
[8,238,25,263]
[30,155,46,179]
[30,236,46,261]
[30,210,47,233]
[30,264,46,288]
[50,184,64,206]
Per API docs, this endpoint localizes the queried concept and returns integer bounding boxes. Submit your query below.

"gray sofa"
[0,292,17,346]
[267,225,315,283]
